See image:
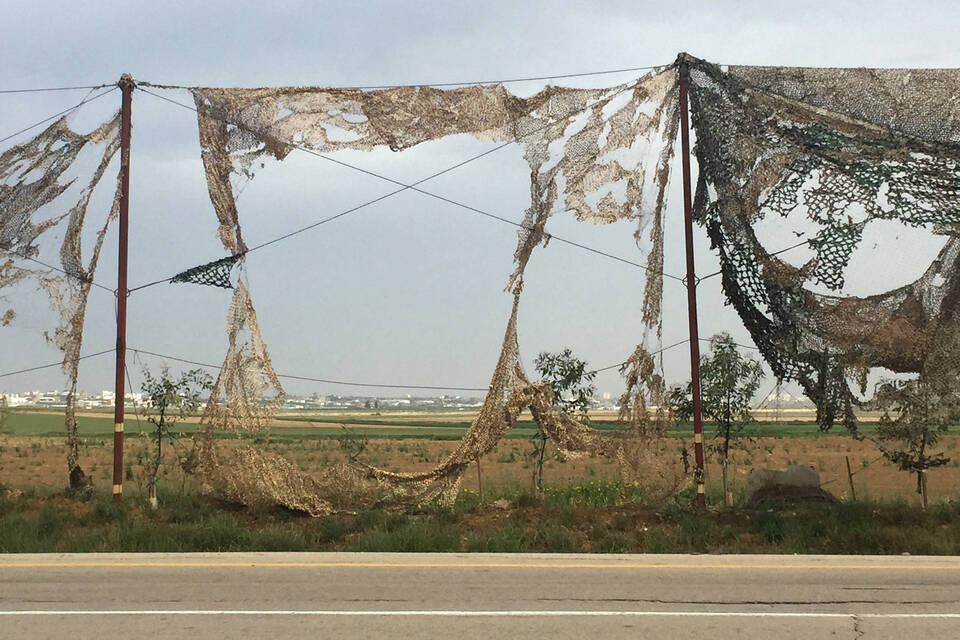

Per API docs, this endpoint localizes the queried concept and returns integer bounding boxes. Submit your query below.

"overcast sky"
[1,0,958,400]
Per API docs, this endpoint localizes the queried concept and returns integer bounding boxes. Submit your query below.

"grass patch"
[1,481,959,554]
[6,409,898,440]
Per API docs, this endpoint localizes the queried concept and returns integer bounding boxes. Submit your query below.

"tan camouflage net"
[0,113,122,486]
[199,279,285,432]
[359,293,535,505]
[0,259,29,325]
[176,68,683,510]
[184,277,336,514]
[684,54,960,432]
[184,65,678,299]
[209,446,332,517]
[181,427,331,515]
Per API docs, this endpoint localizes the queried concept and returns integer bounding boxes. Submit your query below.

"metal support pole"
[112,74,134,504]
[678,61,707,509]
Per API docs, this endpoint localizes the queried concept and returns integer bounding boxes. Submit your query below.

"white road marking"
[0,610,958,618]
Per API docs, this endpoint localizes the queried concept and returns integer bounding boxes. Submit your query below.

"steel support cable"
[591,336,758,375]
[0,86,117,146]
[129,85,685,292]
[753,380,784,411]
[0,83,112,95]
[0,348,115,379]
[139,63,670,91]
[698,238,813,281]
[129,347,487,392]
[588,338,694,374]
[130,337,697,393]
[2,251,116,293]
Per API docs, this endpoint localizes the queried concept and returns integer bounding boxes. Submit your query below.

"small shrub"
[597,531,631,553]
[465,524,525,552]
[758,510,785,544]
[349,518,459,552]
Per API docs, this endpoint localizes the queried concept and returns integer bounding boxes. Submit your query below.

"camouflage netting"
[170,254,241,288]
[0,259,30,325]
[684,54,960,432]
[178,67,683,510]
[0,113,122,486]
[183,65,677,310]
[358,293,533,505]
[179,56,960,511]
[200,279,284,432]
[183,276,332,514]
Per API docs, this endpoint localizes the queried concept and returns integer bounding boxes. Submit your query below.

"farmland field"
[2,407,959,504]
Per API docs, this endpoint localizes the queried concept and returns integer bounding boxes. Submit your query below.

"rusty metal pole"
[678,60,707,509]
[112,74,134,504]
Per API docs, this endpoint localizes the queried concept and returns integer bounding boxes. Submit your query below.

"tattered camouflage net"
[187,56,960,510]
[0,113,122,485]
[199,278,284,432]
[172,68,684,509]
[8,56,960,511]
[184,66,677,307]
[0,258,30,325]
[684,54,960,432]
[170,254,241,288]
[177,68,683,510]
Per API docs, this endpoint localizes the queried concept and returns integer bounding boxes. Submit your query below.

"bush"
[349,517,460,552]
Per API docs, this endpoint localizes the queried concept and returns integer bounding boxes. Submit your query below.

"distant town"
[0,388,487,411]
[0,388,812,411]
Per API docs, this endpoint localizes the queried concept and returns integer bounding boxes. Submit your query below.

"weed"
[544,481,621,508]
[465,523,526,552]
[758,510,785,544]
[349,517,459,552]
[597,531,631,553]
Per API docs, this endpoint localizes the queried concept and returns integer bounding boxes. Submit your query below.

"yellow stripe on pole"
[114,422,123,433]
[697,484,705,494]
[694,432,703,444]
[112,484,122,495]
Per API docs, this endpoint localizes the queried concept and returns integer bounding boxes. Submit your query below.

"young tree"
[141,367,212,509]
[532,348,596,490]
[873,377,954,508]
[534,348,597,418]
[669,333,763,505]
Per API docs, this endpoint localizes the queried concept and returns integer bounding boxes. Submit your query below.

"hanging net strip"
[1,111,123,485]
[170,253,243,288]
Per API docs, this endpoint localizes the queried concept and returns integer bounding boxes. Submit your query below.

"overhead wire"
[0,335,754,392]
[129,337,704,394]
[0,348,114,379]
[0,85,117,146]
[699,238,813,281]
[140,63,669,91]
[130,347,487,392]
[4,251,115,293]
[129,343,680,393]
[0,83,112,95]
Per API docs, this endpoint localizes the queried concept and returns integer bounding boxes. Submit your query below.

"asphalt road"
[1,553,958,639]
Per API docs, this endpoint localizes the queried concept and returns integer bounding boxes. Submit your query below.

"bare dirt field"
[3,429,959,505]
